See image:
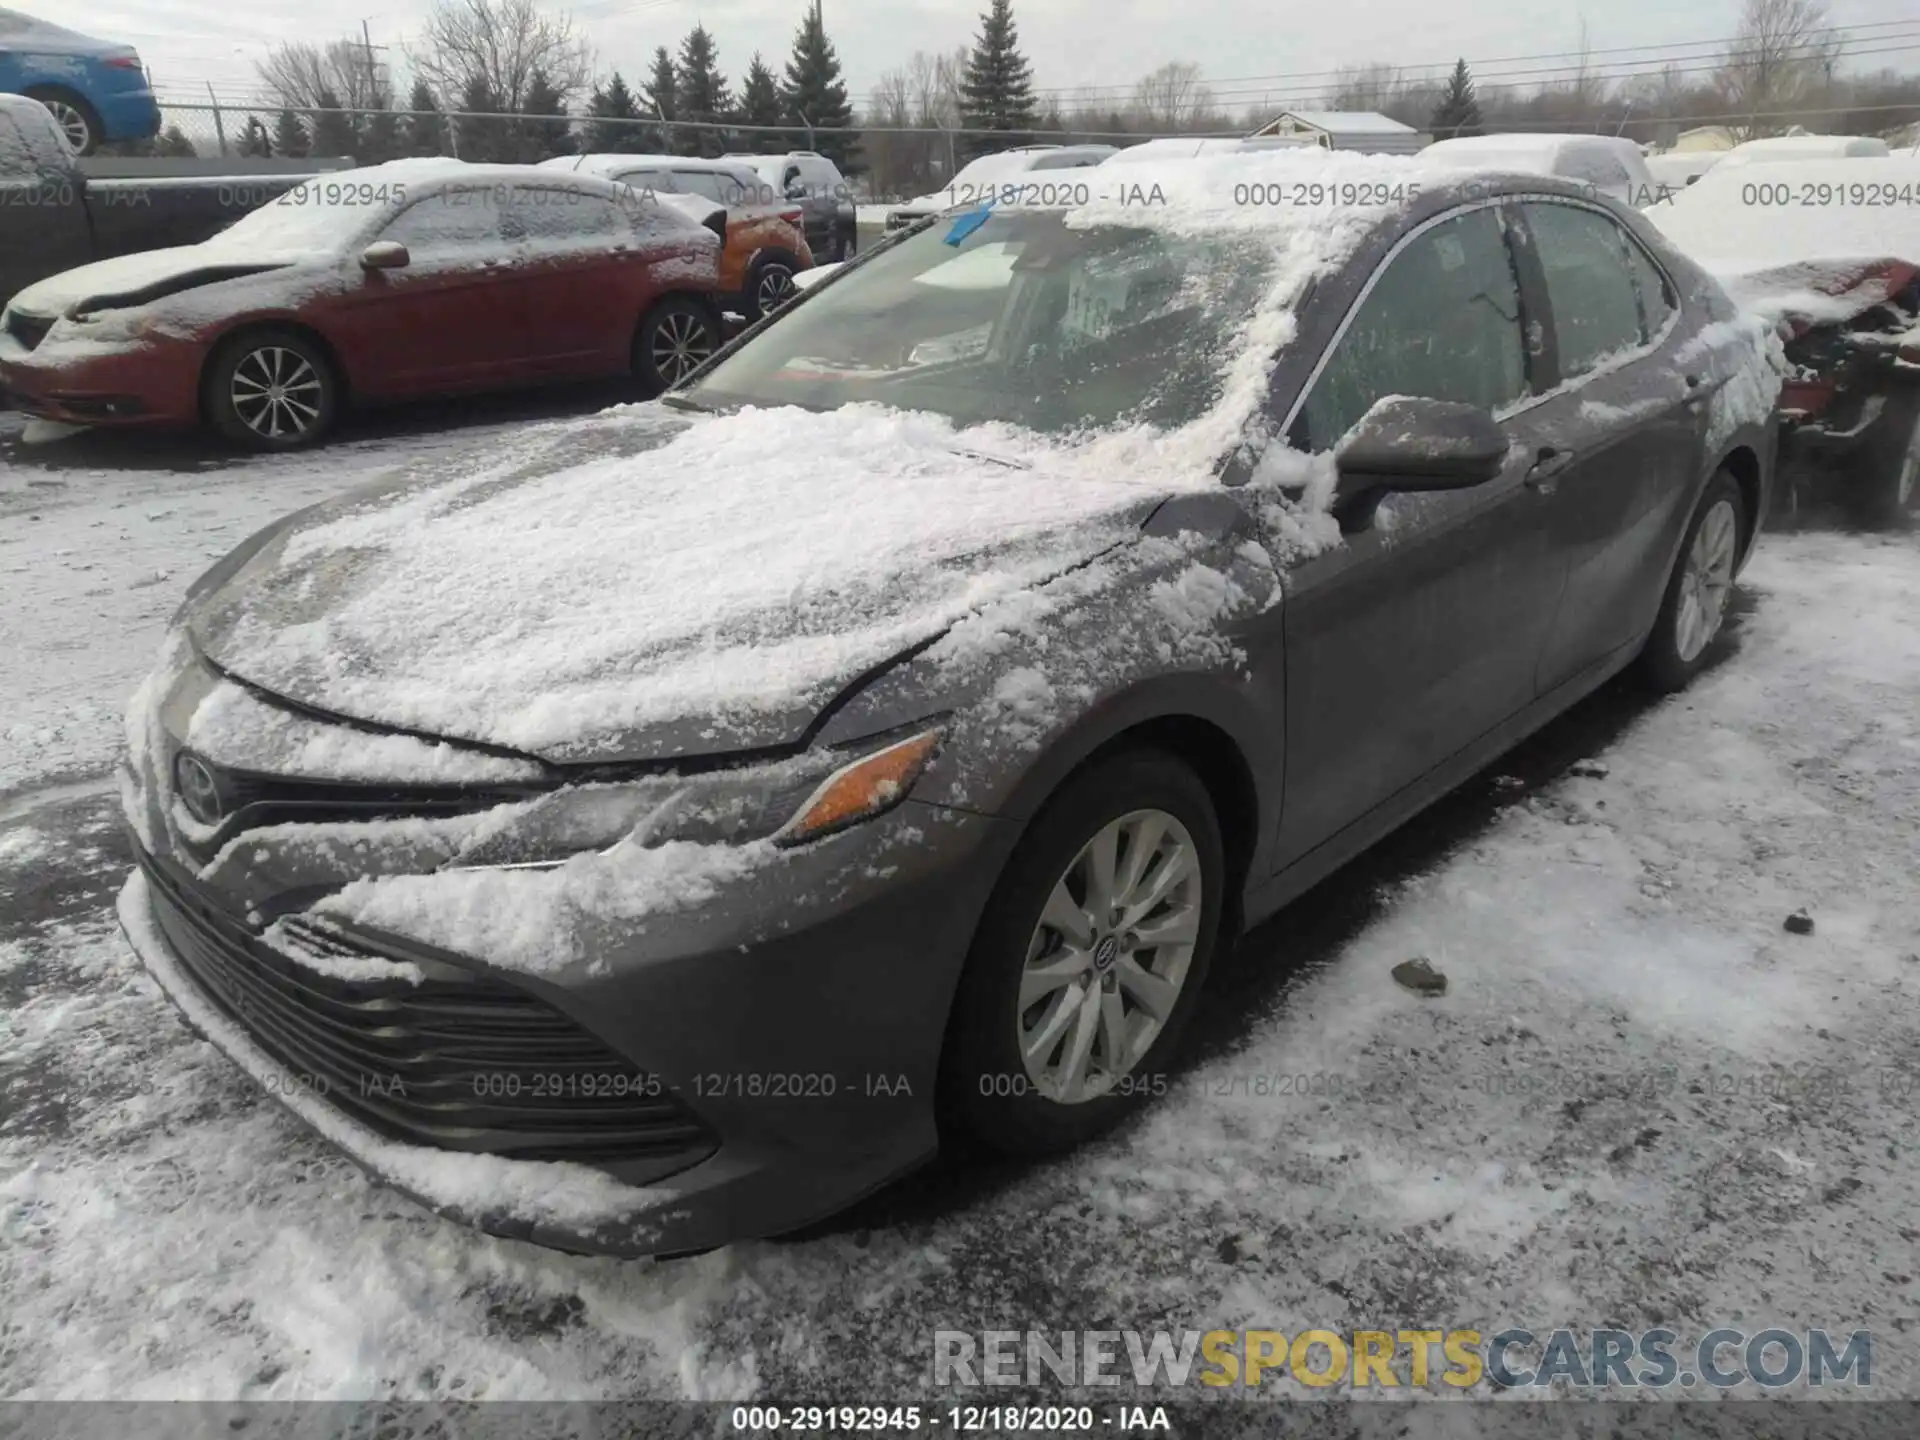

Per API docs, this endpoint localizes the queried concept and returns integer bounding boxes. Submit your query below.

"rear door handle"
[1525,446,1576,491]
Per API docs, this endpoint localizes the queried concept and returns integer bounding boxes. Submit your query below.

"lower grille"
[138,847,716,1169]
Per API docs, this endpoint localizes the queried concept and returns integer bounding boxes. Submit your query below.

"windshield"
[686,208,1281,436]
[211,177,397,252]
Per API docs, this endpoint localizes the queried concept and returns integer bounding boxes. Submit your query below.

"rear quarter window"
[1523,202,1648,379]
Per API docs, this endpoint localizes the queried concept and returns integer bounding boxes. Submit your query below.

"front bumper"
[0,327,199,428]
[120,770,1019,1257]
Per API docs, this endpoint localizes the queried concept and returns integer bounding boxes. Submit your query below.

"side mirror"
[1332,396,1509,533]
[360,240,410,270]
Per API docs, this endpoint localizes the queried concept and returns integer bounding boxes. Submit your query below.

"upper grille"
[4,310,53,351]
[173,754,549,857]
[137,846,716,1170]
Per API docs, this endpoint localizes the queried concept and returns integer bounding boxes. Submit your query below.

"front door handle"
[1525,446,1576,492]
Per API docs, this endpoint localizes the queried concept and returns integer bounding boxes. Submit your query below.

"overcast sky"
[58,0,1920,121]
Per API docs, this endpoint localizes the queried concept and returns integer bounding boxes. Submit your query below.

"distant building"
[1671,125,1737,153]
[1249,110,1427,155]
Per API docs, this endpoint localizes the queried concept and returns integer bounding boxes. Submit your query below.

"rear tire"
[632,296,719,392]
[744,253,800,322]
[1637,470,1746,693]
[941,749,1225,1157]
[204,328,338,451]
[26,88,99,155]
[1847,387,1920,528]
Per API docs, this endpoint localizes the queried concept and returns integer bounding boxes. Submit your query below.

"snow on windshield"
[695,150,1420,462]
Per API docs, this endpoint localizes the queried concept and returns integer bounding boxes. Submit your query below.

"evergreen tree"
[516,65,574,161]
[675,24,728,157]
[359,98,401,164]
[309,86,357,157]
[642,46,679,152]
[1430,58,1483,139]
[959,0,1036,158]
[240,115,274,158]
[584,72,646,153]
[154,124,198,158]
[736,53,783,153]
[456,75,509,161]
[780,0,857,171]
[401,79,448,157]
[272,108,310,158]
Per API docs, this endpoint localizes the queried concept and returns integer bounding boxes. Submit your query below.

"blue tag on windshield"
[944,205,993,246]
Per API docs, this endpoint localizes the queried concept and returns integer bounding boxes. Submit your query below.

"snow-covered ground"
[4,408,1919,1406]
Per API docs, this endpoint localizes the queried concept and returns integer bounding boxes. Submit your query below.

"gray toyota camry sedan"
[118,154,1781,1257]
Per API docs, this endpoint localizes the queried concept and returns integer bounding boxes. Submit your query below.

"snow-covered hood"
[7,246,299,319]
[185,404,1167,764]
[1646,158,1920,325]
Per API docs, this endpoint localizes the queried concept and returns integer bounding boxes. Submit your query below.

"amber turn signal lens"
[778,731,939,845]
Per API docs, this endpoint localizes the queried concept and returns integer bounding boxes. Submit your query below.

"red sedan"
[0,159,727,449]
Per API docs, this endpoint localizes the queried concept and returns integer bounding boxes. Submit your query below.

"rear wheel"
[632,296,719,392]
[1638,471,1746,692]
[25,88,100,155]
[745,254,799,321]
[1848,388,1920,527]
[942,749,1224,1156]
[204,329,338,451]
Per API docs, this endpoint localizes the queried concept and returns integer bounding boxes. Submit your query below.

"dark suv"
[725,149,858,261]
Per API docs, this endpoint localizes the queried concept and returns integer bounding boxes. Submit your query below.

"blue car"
[0,7,159,155]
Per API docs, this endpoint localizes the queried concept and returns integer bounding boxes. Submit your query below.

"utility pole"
[357,19,390,103]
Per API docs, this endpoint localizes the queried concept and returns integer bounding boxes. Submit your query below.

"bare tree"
[1713,0,1843,134]
[1324,62,1408,113]
[1129,61,1214,131]
[407,0,592,117]
[256,39,388,112]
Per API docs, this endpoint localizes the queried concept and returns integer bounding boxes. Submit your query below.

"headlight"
[448,727,940,870]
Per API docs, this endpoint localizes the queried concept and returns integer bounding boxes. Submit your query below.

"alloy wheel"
[41,99,93,154]
[1674,497,1738,663]
[755,266,796,314]
[650,311,714,386]
[229,346,324,442]
[1016,808,1203,1104]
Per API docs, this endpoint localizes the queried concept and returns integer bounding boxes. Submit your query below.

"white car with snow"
[883,144,1118,233]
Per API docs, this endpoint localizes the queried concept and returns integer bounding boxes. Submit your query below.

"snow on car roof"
[1717,134,1892,166]
[1419,133,1634,165]
[1645,157,1920,317]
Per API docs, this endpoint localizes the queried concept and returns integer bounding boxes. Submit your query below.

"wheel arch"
[199,318,351,423]
[979,674,1278,939]
[1716,440,1765,561]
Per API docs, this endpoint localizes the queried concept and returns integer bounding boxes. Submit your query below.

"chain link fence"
[153,101,877,173]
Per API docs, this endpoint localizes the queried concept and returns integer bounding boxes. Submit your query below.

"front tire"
[942,749,1225,1156]
[1638,470,1746,693]
[633,296,719,392]
[204,329,338,451]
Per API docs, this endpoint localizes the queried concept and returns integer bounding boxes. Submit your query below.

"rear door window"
[506,187,626,245]
[1523,202,1650,379]
[1294,206,1529,452]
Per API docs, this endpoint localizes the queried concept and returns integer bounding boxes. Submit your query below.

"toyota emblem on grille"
[173,752,223,825]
